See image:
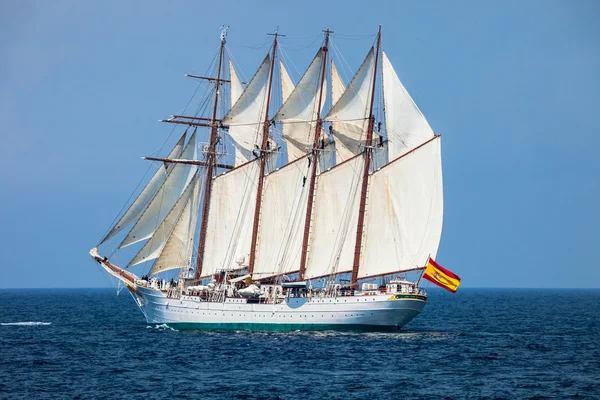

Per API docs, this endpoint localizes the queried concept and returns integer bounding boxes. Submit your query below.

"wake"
[0,322,52,326]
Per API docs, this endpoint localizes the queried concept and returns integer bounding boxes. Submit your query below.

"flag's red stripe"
[428,257,461,281]
[423,273,458,293]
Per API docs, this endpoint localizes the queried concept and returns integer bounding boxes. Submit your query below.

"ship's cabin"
[386,280,419,294]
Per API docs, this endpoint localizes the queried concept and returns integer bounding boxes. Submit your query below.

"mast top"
[267,30,286,38]
[220,25,229,44]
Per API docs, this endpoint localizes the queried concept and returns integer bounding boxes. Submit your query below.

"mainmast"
[298,29,331,280]
[350,25,382,286]
[195,27,228,281]
[247,32,280,275]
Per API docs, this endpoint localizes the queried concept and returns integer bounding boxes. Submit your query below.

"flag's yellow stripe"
[424,263,460,291]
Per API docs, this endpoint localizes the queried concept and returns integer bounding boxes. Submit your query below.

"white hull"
[134,286,426,331]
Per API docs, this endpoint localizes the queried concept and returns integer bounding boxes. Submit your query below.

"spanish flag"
[423,257,461,293]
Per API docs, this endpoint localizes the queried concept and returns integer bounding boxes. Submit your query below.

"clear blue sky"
[1,0,598,288]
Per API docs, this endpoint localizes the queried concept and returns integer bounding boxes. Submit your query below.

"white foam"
[147,323,177,331]
[0,322,52,326]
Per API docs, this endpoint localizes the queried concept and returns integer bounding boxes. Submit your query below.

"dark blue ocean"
[0,289,598,399]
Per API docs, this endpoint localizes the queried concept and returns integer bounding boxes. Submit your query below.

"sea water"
[0,288,598,399]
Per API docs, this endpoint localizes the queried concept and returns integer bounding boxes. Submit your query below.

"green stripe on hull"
[388,294,427,301]
[163,322,407,332]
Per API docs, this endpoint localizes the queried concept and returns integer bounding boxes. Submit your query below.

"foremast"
[247,32,281,275]
[350,26,382,287]
[298,29,331,280]
[195,28,228,281]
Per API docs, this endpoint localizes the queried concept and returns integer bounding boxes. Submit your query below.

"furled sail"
[303,155,364,279]
[223,55,272,166]
[99,134,186,245]
[358,137,443,279]
[325,48,378,156]
[275,49,327,161]
[119,132,198,248]
[229,61,245,107]
[127,175,199,267]
[252,157,311,279]
[382,52,435,159]
[280,61,295,104]
[201,160,260,277]
[150,177,202,275]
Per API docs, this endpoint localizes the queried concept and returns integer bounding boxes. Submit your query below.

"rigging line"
[175,49,220,118]
[329,40,353,87]
[225,48,249,83]
[277,163,310,274]
[98,123,182,247]
[185,44,221,84]
[325,160,363,278]
[100,42,214,244]
[333,32,376,39]
[280,33,321,41]
[190,166,209,268]
[217,162,258,272]
[278,46,303,85]
[231,36,270,50]
[279,36,321,51]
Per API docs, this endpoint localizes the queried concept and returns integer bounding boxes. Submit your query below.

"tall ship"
[90,25,444,331]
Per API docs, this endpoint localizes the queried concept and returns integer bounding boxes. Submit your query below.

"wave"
[0,322,52,326]
[147,323,177,331]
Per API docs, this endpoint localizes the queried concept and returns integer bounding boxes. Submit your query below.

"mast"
[195,27,228,281]
[298,28,331,280]
[350,25,382,286]
[247,32,280,275]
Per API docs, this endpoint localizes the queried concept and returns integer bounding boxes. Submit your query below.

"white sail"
[359,137,443,279]
[128,175,198,267]
[100,134,186,245]
[280,61,295,104]
[229,61,252,166]
[325,48,378,155]
[252,158,311,279]
[120,132,198,248]
[304,155,364,279]
[331,60,345,107]
[150,177,201,275]
[330,60,355,161]
[229,61,245,107]
[382,52,435,159]
[319,134,336,172]
[201,160,260,277]
[275,49,327,161]
[223,55,271,166]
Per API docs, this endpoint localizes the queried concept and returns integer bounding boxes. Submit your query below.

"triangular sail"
[229,61,245,107]
[100,134,186,245]
[127,175,199,267]
[229,61,251,166]
[119,131,198,248]
[359,137,443,278]
[329,60,354,161]
[331,60,345,106]
[223,55,272,166]
[325,48,379,156]
[382,52,435,159]
[201,160,260,277]
[280,61,295,104]
[275,49,327,161]
[150,177,202,275]
[303,155,364,279]
[252,158,311,280]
